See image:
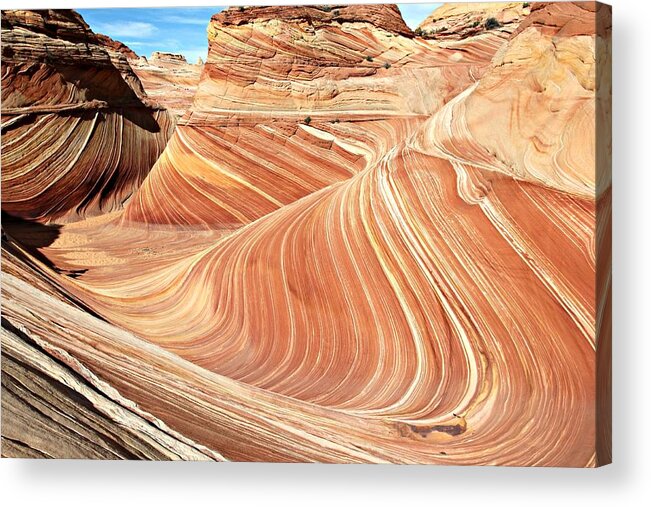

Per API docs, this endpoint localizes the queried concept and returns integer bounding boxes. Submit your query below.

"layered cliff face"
[95,32,139,59]
[415,1,610,197]
[193,4,468,116]
[0,9,174,223]
[417,2,530,39]
[123,4,505,228]
[129,52,203,118]
[2,3,611,466]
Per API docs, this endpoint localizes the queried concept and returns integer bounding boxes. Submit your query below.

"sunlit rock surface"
[1,3,611,466]
[417,2,529,39]
[95,32,139,59]
[130,52,203,118]
[124,4,502,228]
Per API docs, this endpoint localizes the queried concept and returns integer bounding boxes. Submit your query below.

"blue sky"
[78,4,441,63]
[79,7,224,63]
[398,3,442,30]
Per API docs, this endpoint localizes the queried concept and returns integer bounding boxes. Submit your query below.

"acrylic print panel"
[0,2,611,466]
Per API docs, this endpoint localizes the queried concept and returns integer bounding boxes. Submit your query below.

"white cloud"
[159,15,210,26]
[94,21,157,39]
[123,41,144,47]
[124,41,165,48]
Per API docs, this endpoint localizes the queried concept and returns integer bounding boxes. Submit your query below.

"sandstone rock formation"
[1,240,225,460]
[129,51,203,118]
[124,4,503,228]
[1,9,173,223]
[151,51,187,62]
[95,32,139,59]
[416,1,609,197]
[1,3,611,466]
[417,2,530,39]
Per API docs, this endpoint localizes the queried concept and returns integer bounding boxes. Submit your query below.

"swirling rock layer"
[1,3,611,466]
[1,10,173,223]
[124,4,503,228]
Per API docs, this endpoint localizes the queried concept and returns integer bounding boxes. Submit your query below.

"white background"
[1,0,649,505]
